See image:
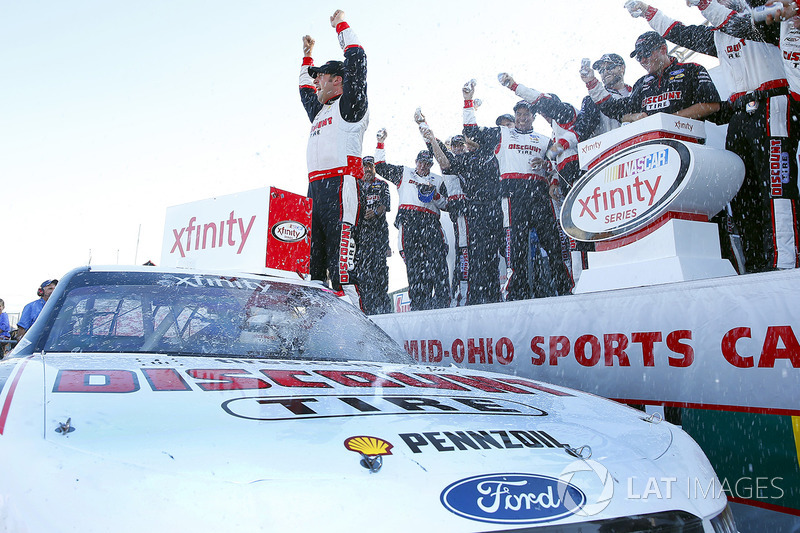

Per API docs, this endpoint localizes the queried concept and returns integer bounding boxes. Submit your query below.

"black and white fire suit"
[440,143,503,305]
[641,3,798,272]
[684,0,800,271]
[590,57,720,121]
[299,21,368,305]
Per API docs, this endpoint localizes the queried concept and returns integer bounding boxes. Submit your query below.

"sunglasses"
[598,64,620,73]
[636,49,656,61]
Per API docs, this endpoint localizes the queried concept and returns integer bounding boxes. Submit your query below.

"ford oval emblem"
[440,473,585,524]
[270,221,308,243]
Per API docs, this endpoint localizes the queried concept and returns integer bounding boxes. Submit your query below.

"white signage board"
[161,188,269,271]
[577,113,706,170]
[371,270,800,416]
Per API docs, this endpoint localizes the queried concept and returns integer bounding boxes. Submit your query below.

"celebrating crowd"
[300,3,800,314]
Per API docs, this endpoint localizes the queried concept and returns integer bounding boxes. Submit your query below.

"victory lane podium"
[562,113,745,293]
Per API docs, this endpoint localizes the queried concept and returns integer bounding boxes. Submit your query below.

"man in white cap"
[576,53,632,139]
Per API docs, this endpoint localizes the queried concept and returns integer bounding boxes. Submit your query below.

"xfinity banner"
[161,186,311,275]
[371,270,800,416]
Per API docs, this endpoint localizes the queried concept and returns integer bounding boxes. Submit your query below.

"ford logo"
[270,221,308,243]
[440,473,585,524]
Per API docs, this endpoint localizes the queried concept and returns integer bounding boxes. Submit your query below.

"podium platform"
[562,113,745,293]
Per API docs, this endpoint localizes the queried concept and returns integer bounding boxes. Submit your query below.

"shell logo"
[344,436,393,456]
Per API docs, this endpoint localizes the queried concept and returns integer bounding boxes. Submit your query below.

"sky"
[0,0,718,314]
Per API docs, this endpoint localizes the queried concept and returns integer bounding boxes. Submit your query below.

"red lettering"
[531,336,546,365]
[441,374,534,394]
[495,377,574,397]
[604,333,631,366]
[549,336,570,365]
[404,340,420,361]
[632,331,662,366]
[314,370,402,388]
[428,339,444,363]
[260,370,331,388]
[142,368,191,391]
[468,338,485,364]
[386,372,469,391]
[758,325,800,368]
[666,330,694,367]
[188,369,270,391]
[495,337,514,365]
[451,338,465,363]
[54,369,139,393]
[575,335,601,366]
[721,327,754,368]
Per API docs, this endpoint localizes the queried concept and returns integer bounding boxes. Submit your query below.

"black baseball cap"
[513,100,535,113]
[592,53,625,70]
[308,60,345,79]
[416,150,433,164]
[450,135,466,145]
[495,113,515,126]
[362,156,375,165]
[630,31,666,59]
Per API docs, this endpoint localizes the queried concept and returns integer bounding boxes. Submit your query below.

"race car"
[0,265,736,532]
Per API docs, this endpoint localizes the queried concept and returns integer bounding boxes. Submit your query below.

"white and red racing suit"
[685,0,800,271]
[645,2,799,272]
[463,100,574,300]
[374,143,451,311]
[299,21,369,306]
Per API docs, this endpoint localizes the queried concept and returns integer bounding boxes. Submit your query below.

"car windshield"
[39,270,412,363]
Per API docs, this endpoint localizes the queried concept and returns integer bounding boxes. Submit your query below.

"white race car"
[1,266,736,532]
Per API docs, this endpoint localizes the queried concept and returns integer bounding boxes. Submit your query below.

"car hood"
[32,353,668,472]
[0,353,723,531]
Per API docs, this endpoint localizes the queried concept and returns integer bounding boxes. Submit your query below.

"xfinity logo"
[561,140,690,242]
[271,221,308,243]
[577,176,661,220]
[673,120,693,132]
[170,211,256,257]
[582,141,601,154]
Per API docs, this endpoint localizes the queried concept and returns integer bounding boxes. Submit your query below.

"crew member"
[16,279,57,340]
[674,0,800,271]
[374,129,451,311]
[355,156,392,315]
[576,53,633,139]
[463,81,574,300]
[422,120,501,305]
[299,9,368,307]
[588,31,721,123]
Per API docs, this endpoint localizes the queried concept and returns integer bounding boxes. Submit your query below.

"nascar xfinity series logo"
[270,220,308,243]
[441,473,586,524]
[561,140,689,241]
